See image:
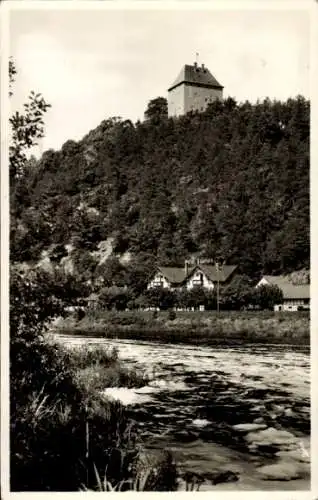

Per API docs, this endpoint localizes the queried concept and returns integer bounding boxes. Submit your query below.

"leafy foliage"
[221,275,254,310]
[80,450,178,492]
[252,284,284,310]
[144,97,168,123]
[9,60,51,181]
[144,287,176,310]
[99,286,131,311]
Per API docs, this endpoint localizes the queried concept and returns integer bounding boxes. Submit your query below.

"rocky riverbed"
[55,334,310,490]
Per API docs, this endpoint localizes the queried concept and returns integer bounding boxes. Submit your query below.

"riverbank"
[11,337,179,491]
[55,310,310,346]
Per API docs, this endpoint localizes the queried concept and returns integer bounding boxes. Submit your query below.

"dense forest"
[11,95,310,293]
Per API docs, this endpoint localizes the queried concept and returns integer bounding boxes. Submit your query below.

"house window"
[193,272,204,286]
[153,275,164,287]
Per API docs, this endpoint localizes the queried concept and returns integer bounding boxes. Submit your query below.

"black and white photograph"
[1,0,315,495]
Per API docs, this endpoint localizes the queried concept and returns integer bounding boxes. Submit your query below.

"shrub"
[11,337,149,491]
[65,345,119,370]
[168,309,177,321]
[76,308,86,321]
[100,310,148,326]
[99,286,131,311]
[11,389,142,491]
[73,357,148,393]
[251,284,283,310]
[221,275,253,310]
[145,288,176,310]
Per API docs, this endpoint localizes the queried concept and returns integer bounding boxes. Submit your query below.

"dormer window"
[193,271,204,286]
[153,274,164,287]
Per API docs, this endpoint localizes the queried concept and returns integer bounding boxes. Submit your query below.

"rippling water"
[54,334,310,491]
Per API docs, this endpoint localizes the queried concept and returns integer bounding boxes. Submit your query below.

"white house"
[185,264,237,290]
[147,266,189,290]
[147,263,237,291]
[256,275,310,311]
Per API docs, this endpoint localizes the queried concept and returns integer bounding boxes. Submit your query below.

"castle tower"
[168,62,223,117]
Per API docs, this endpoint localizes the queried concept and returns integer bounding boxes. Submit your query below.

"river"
[54,334,310,491]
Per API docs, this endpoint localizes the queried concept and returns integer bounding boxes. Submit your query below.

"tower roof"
[168,63,223,92]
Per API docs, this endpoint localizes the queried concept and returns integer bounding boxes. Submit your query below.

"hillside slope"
[11,96,309,289]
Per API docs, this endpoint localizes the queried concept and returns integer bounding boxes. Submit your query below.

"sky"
[8,3,311,154]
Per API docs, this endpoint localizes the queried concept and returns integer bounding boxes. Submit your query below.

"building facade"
[147,269,174,289]
[256,275,310,312]
[147,263,237,291]
[168,62,223,117]
[185,267,214,290]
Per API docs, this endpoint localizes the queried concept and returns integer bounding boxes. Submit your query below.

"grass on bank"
[63,344,149,392]
[56,309,310,345]
[11,339,177,492]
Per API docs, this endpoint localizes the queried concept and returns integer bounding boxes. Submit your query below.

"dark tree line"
[95,282,284,312]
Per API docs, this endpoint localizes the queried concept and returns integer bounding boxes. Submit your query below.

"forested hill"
[11,96,309,287]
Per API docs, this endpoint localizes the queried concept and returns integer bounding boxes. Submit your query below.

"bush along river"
[54,334,310,491]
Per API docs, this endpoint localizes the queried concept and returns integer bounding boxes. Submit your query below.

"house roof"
[196,264,237,282]
[157,266,194,285]
[83,293,99,301]
[168,64,223,92]
[260,276,310,300]
[156,264,237,285]
[261,275,290,288]
[282,285,310,300]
